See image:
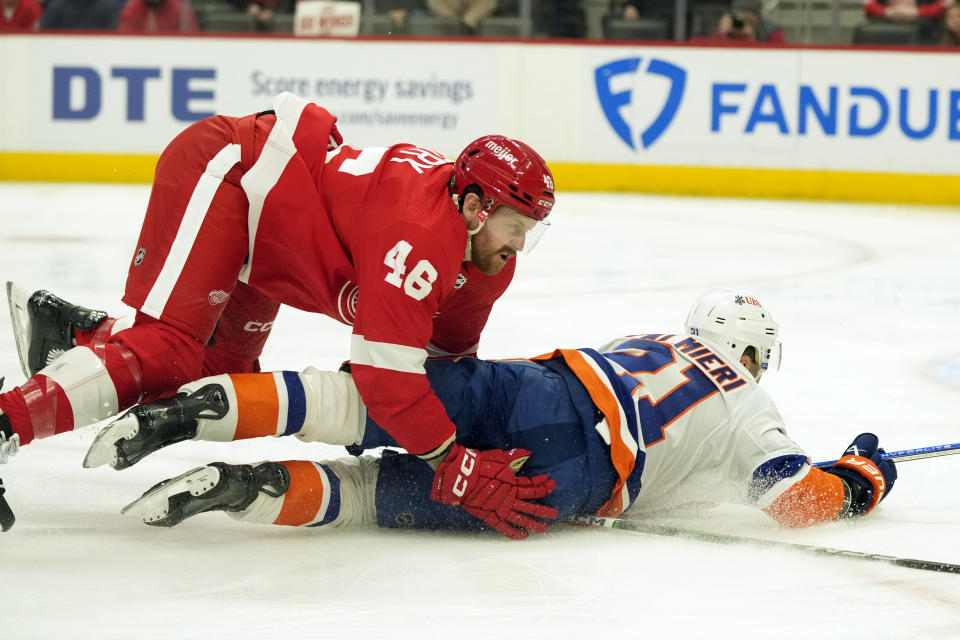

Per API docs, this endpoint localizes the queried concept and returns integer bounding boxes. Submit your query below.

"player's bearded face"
[470,208,536,275]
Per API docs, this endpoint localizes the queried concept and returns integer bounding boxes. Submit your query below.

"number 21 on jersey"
[606,338,718,447]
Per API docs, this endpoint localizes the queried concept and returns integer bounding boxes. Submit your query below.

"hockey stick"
[813,442,960,468]
[572,515,960,574]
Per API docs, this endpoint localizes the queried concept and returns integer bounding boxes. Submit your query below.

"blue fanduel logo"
[595,58,687,150]
[596,59,960,145]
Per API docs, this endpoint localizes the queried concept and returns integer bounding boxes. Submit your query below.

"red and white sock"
[75,316,135,348]
[0,343,143,445]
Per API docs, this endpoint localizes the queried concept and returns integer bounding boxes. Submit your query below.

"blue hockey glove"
[822,433,897,517]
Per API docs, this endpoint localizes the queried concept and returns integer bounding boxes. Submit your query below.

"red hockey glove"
[431,443,559,540]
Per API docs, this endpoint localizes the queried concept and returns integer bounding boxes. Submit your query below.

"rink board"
[1,34,958,204]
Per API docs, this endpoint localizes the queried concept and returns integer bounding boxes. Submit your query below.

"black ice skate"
[6,282,109,377]
[121,462,289,527]
[83,383,230,470]
[0,477,14,532]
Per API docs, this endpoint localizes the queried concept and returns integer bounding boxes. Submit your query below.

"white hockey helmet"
[684,289,781,380]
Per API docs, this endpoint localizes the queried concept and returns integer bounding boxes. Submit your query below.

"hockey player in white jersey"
[85,289,896,538]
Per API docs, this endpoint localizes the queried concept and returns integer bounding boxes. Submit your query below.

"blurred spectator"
[608,0,675,37]
[379,0,420,31]
[715,0,784,42]
[39,0,119,28]
[426,0,495,33]
[225,0,274,30]
[616,1,649,19]
[863,0,946,22]
[117,0,197,32]
[1,0,42,30]
[943,2,960,43]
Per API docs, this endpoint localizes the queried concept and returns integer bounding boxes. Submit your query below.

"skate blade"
[0,489,15,532]
[82,414,140,469]
[121,465,222,523]
[5,282,32,379]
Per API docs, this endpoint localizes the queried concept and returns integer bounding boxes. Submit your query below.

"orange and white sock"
[231,457,379,528]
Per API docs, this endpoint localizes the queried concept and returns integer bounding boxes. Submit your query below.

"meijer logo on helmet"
[483,141,519,168]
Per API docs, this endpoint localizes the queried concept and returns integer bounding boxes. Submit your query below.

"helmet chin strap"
[463,218,485,262]
[455,190,487,262]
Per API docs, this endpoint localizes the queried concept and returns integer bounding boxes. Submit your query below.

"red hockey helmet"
[450,135,555,222]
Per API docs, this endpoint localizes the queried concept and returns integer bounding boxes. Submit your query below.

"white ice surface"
[1,183,960,639]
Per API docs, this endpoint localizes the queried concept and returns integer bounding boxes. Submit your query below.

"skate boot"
[121,462,290,527]
[83,383,230,470]
[6,282,109,377]
[0,477,14,532]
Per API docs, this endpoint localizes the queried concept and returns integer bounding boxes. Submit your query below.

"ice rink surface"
[1,183,960,639]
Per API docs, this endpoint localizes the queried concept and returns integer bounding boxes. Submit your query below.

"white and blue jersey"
[537,334,807,518]
[363,333,845,532]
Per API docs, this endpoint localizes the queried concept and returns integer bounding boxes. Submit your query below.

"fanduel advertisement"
[594,54,959,149]
[571,46,959,173]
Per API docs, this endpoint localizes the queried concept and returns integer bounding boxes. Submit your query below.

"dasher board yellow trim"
[0,152,160,183]
[2,152,959,206]
[552,163,960,206]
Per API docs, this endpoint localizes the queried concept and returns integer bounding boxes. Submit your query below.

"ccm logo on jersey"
[243,321,274,332]
[452,448,478,498]
[484,141,519,168]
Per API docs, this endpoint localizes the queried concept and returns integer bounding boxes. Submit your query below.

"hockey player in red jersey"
[82,289,896,539]
[0,91,557,534]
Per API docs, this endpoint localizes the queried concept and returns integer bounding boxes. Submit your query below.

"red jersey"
[863,0,945,19]
[125,92,513,457]
[117,0,197,32]
[0,0,42,30]
[429,260,514,358]
[243,133,499,455]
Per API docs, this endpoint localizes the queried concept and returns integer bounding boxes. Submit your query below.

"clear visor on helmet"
[483,208,550,255]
